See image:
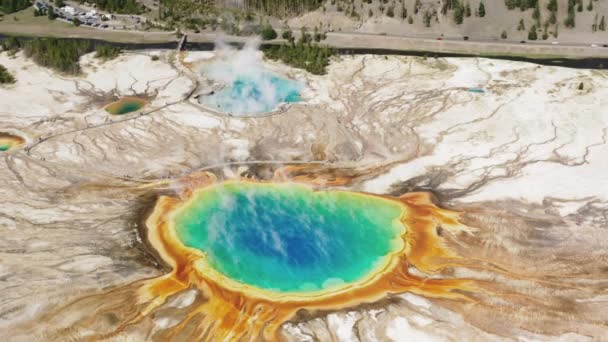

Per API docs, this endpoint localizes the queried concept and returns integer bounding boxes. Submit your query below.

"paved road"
[2,22,608,59]
[317,31,608,58]
[328,30,606,48]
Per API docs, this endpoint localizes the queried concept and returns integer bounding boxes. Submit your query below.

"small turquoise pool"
[201,72,302,116]
[173,182,406,293]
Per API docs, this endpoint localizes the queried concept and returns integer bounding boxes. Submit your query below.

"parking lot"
[34,0,147,30]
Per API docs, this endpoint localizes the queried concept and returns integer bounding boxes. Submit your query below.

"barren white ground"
[0,49,606,340]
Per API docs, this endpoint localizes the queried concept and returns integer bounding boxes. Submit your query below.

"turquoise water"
[105,98,145,115]
[0,144,9,151]
[202,73,302,115]
[173,183,405,293]
[111,102,143,115]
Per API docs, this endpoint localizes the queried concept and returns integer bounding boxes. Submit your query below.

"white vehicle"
[62,6,76,15]
[551,41,558,45]
[591,44,598,48]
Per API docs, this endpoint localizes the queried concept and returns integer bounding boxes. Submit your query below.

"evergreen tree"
[587,0,593,11]
[0,65,16,84]
[547,0,557,12]
[95,45,121,60]
[528,25,538,40]
[264,42,335,75]
[565,0,576,28]
[501,30,508,39]
[22,38,93,74]
[86,0,144,14]
[478,1,485,17]
[549,11,556,24]
[243,0,324,15]
[532,2,540,22]
[47,6,56,20]
[423,10,432,27]
[260,24,277,40]
[600,16,606,31]
[518,18,526,31]
[553,23,559,38]
[465,2,471,17]
[400,4,407,19]
[1,37,21,52]
[454,2,464,24]
[0,0,31,14]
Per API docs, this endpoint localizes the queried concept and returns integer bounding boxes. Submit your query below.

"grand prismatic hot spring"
[172,182,405,293]
[126,172,478,341]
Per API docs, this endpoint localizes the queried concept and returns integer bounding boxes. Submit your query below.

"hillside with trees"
[95,44,121,60]
[265,41,335,74]
[243,0,324,15]
[2,0,606,47]
[85,0,145,14]
[153,0,608,43]
[23,38,93,74]
[0,0,31,14]
[266,0,607,42]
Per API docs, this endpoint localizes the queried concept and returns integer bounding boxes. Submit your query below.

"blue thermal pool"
[201,72,302,116]
[171,182,406,293]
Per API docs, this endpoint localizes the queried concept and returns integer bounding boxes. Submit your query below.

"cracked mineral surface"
[0,49,607,341]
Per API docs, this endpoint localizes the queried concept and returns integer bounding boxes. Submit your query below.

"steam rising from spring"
[199,38,302,116]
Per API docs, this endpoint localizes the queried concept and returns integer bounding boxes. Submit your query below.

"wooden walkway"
[177,34,187,51]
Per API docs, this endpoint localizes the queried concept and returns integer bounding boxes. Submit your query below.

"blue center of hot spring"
[172,183,405,293]
[202,72,302,115]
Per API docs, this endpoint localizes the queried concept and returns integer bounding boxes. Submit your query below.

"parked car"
[463,36,469,41]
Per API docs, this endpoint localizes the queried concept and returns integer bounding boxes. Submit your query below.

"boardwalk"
[177,34,187,52]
